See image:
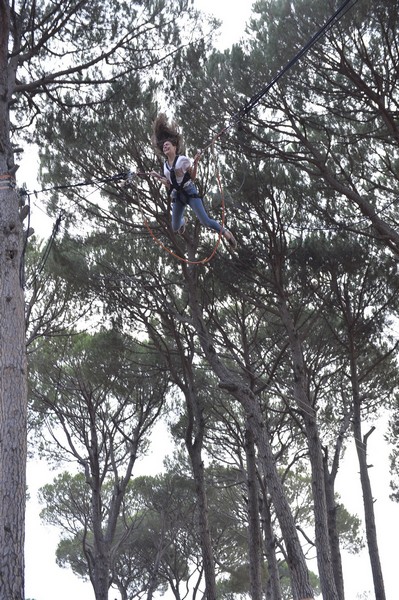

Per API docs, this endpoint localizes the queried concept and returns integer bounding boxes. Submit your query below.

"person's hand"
[148,171,168,185]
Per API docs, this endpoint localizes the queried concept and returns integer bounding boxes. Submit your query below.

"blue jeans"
[171,182,225,233]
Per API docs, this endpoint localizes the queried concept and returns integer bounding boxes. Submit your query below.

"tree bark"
[278,295,339,600]
[349,338,386,600]
[244,425,264,600]
[0,187,27,600]
[0,4,28,595]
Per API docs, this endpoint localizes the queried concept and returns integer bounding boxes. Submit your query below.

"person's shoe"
[178,218,187,235]
[224,229,237,249]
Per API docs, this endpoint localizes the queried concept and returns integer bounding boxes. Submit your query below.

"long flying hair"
[151,113,184,155]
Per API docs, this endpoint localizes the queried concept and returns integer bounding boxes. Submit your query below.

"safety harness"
[165,155,198,204]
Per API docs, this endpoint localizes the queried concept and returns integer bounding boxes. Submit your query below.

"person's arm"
[148,170,169,187]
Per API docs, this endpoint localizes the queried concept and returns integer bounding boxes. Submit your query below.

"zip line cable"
[238,0,359,118]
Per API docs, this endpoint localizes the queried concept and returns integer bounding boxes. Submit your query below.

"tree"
[0,1,211,596]
[296,232,399,600]
[250,0,399,252]
[0,8,27,598]
[40,466,258,600]
[30,328,169,600]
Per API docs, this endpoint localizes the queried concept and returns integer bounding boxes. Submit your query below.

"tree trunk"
[0,186,27,600]
[184,380,217,600]
[278,296,339,600]
[92,487,110,600]
[146,514,167,600]
[323,457,345,600]
[349,339,386,600]
[259,480,283,600]
[0,4,28,592]
[244,425,264,600]
[248,403,314,600]
[90,418,110,600]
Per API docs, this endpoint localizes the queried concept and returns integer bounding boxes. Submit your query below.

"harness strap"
[165,155,192,194]
[165,155,198,204]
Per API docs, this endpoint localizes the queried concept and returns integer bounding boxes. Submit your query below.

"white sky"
[24,2,398,600]
[194,0,253,48]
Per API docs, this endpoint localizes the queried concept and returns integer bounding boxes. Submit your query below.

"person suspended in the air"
[148,113,237,249]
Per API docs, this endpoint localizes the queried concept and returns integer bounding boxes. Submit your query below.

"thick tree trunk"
[0,4,28,593]
[0,188,27,600]
[93,542,110,600]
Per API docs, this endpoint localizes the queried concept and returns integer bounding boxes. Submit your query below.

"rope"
[28,172,129,196]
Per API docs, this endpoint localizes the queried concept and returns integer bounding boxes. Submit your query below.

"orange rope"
[136,143,227,265]
[0,173,16,190]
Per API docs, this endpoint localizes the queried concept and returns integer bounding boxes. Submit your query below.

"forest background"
[1,0,398,599]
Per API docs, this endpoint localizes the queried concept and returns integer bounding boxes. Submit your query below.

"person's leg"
[171,198,186,232]
[189,197,237,248]
[189,197,223,233]
[183,182,237,248]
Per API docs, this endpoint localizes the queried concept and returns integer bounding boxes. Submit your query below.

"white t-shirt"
[164,155,192,187]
